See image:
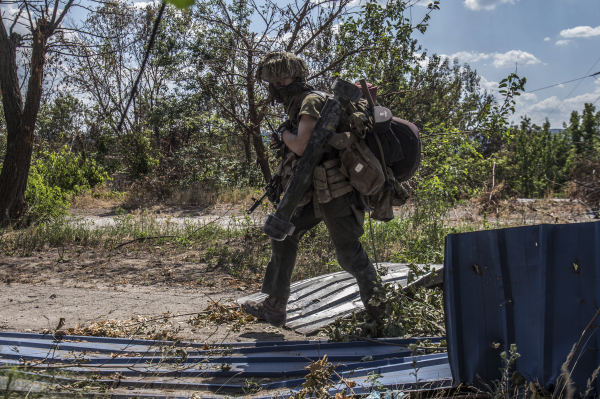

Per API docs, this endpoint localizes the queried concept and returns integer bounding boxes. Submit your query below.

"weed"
[365,371,384,392]
[323,280,445,340]
[292,355,337,399]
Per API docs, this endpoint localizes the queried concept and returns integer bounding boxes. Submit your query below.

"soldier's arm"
[282,114,318,156]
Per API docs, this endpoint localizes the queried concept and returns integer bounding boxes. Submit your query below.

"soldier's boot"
[243,295,288,327]
[354,265,387,321]
[364,301,387,320]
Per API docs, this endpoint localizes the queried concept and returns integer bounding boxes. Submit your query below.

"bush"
[24,165,70,223]
[34,145,109,195]
[1,146,110,224]
[122,130,159,175]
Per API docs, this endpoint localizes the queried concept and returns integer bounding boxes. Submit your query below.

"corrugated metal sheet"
[0,332,450,398]
[238,263,443,334]
[444,222,600,395]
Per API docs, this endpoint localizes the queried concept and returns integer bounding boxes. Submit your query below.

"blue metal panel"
[444,222,600,395]
[0,332,450,398]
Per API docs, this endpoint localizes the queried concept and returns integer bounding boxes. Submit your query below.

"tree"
[568,110,582,154]
[186,0,433,183]
[581,103,598,152]
[0,0,75,224]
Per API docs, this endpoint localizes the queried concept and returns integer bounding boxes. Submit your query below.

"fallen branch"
[348,334,447,350]
[114,235,175,249]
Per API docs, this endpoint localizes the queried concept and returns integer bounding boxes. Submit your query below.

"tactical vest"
[275,89,419,221]
[276,91,353,216]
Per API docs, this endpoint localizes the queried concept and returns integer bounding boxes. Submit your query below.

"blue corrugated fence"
[444,221,600,396]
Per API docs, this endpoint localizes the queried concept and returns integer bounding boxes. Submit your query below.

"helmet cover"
[256,52,309,84]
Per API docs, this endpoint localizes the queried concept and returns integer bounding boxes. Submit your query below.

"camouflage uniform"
[244,53,380,326]
[262,92,378,306]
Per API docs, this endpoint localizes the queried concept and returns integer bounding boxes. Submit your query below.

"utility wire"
[528,71,600,93]
[545,54,600,120]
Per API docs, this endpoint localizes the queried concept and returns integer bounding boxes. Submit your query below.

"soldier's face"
[273,77,295,88]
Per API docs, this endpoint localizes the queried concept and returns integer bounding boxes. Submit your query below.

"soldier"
[243,52,382,327]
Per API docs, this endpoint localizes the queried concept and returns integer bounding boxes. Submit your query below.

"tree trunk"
[0,19,50,225]
[246,56,271,183]
[242,132,252,163]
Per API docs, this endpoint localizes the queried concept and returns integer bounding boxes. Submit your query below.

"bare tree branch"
[196,75,256,138]
[9,6,25,34]
[52,0,74,30]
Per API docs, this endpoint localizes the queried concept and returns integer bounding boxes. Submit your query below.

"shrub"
[24,165,70,223]
[34,145,109,195]
[122,130,159,175]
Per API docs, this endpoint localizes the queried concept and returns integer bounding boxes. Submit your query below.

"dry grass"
[52,313,183,341]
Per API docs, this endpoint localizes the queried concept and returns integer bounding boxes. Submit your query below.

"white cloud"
[479,76,499,93]
[449,50,540,68]
[563,89,600,109]
[555,40,571,46]
[133,0,160,8]
[491,50,540,68]
[450,51,490,63]
[560,25,600,38]
[523,96,561,113]
[414,0,435,6]
[464,0,518,11]
[515,85,600,128]
[543,37,550,42]
[520,92,538,102]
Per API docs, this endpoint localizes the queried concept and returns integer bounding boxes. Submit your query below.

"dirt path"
[1,198,596,344]
[0,246,307,343]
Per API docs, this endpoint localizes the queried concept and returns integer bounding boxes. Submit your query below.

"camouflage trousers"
[261,194,378,306]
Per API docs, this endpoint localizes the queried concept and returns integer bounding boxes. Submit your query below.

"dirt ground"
[0,198,596,344]
[0,245,306,343]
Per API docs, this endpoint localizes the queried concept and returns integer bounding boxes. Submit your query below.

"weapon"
[263,78,363,241]
[246,175,282,215]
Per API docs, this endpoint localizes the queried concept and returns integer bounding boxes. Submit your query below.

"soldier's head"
[256,52,312,104]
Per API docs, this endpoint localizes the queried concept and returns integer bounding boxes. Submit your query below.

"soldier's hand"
[270,131,285,150]
[278,120,293,133]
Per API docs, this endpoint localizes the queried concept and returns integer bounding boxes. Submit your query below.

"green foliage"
[23,165,70,223]
[34,146,109,195]
[581,103,599,153]
[122,130,160,176]
[165,0,195,9]
[496,117,571,198]
[36,93,85,143]
[489,344,524,399]
[324,283,445,340]
[2,146,109,224]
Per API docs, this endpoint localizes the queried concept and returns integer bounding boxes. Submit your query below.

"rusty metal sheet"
[238,263,443,334]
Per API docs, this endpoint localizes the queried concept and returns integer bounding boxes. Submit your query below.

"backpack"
[364,110,421,183]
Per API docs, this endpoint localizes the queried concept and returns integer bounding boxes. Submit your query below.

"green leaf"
[165,0,194,9]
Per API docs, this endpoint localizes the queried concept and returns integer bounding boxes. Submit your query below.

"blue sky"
[2,0,598,129]
[411,0,600,128]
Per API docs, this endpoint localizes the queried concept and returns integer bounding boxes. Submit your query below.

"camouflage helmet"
[256,52,309,84]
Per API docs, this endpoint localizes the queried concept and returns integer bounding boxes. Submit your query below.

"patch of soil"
[0,246,304,343]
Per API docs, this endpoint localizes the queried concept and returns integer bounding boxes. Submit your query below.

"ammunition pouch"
[339,139,386,196]
[313,158,353,204]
